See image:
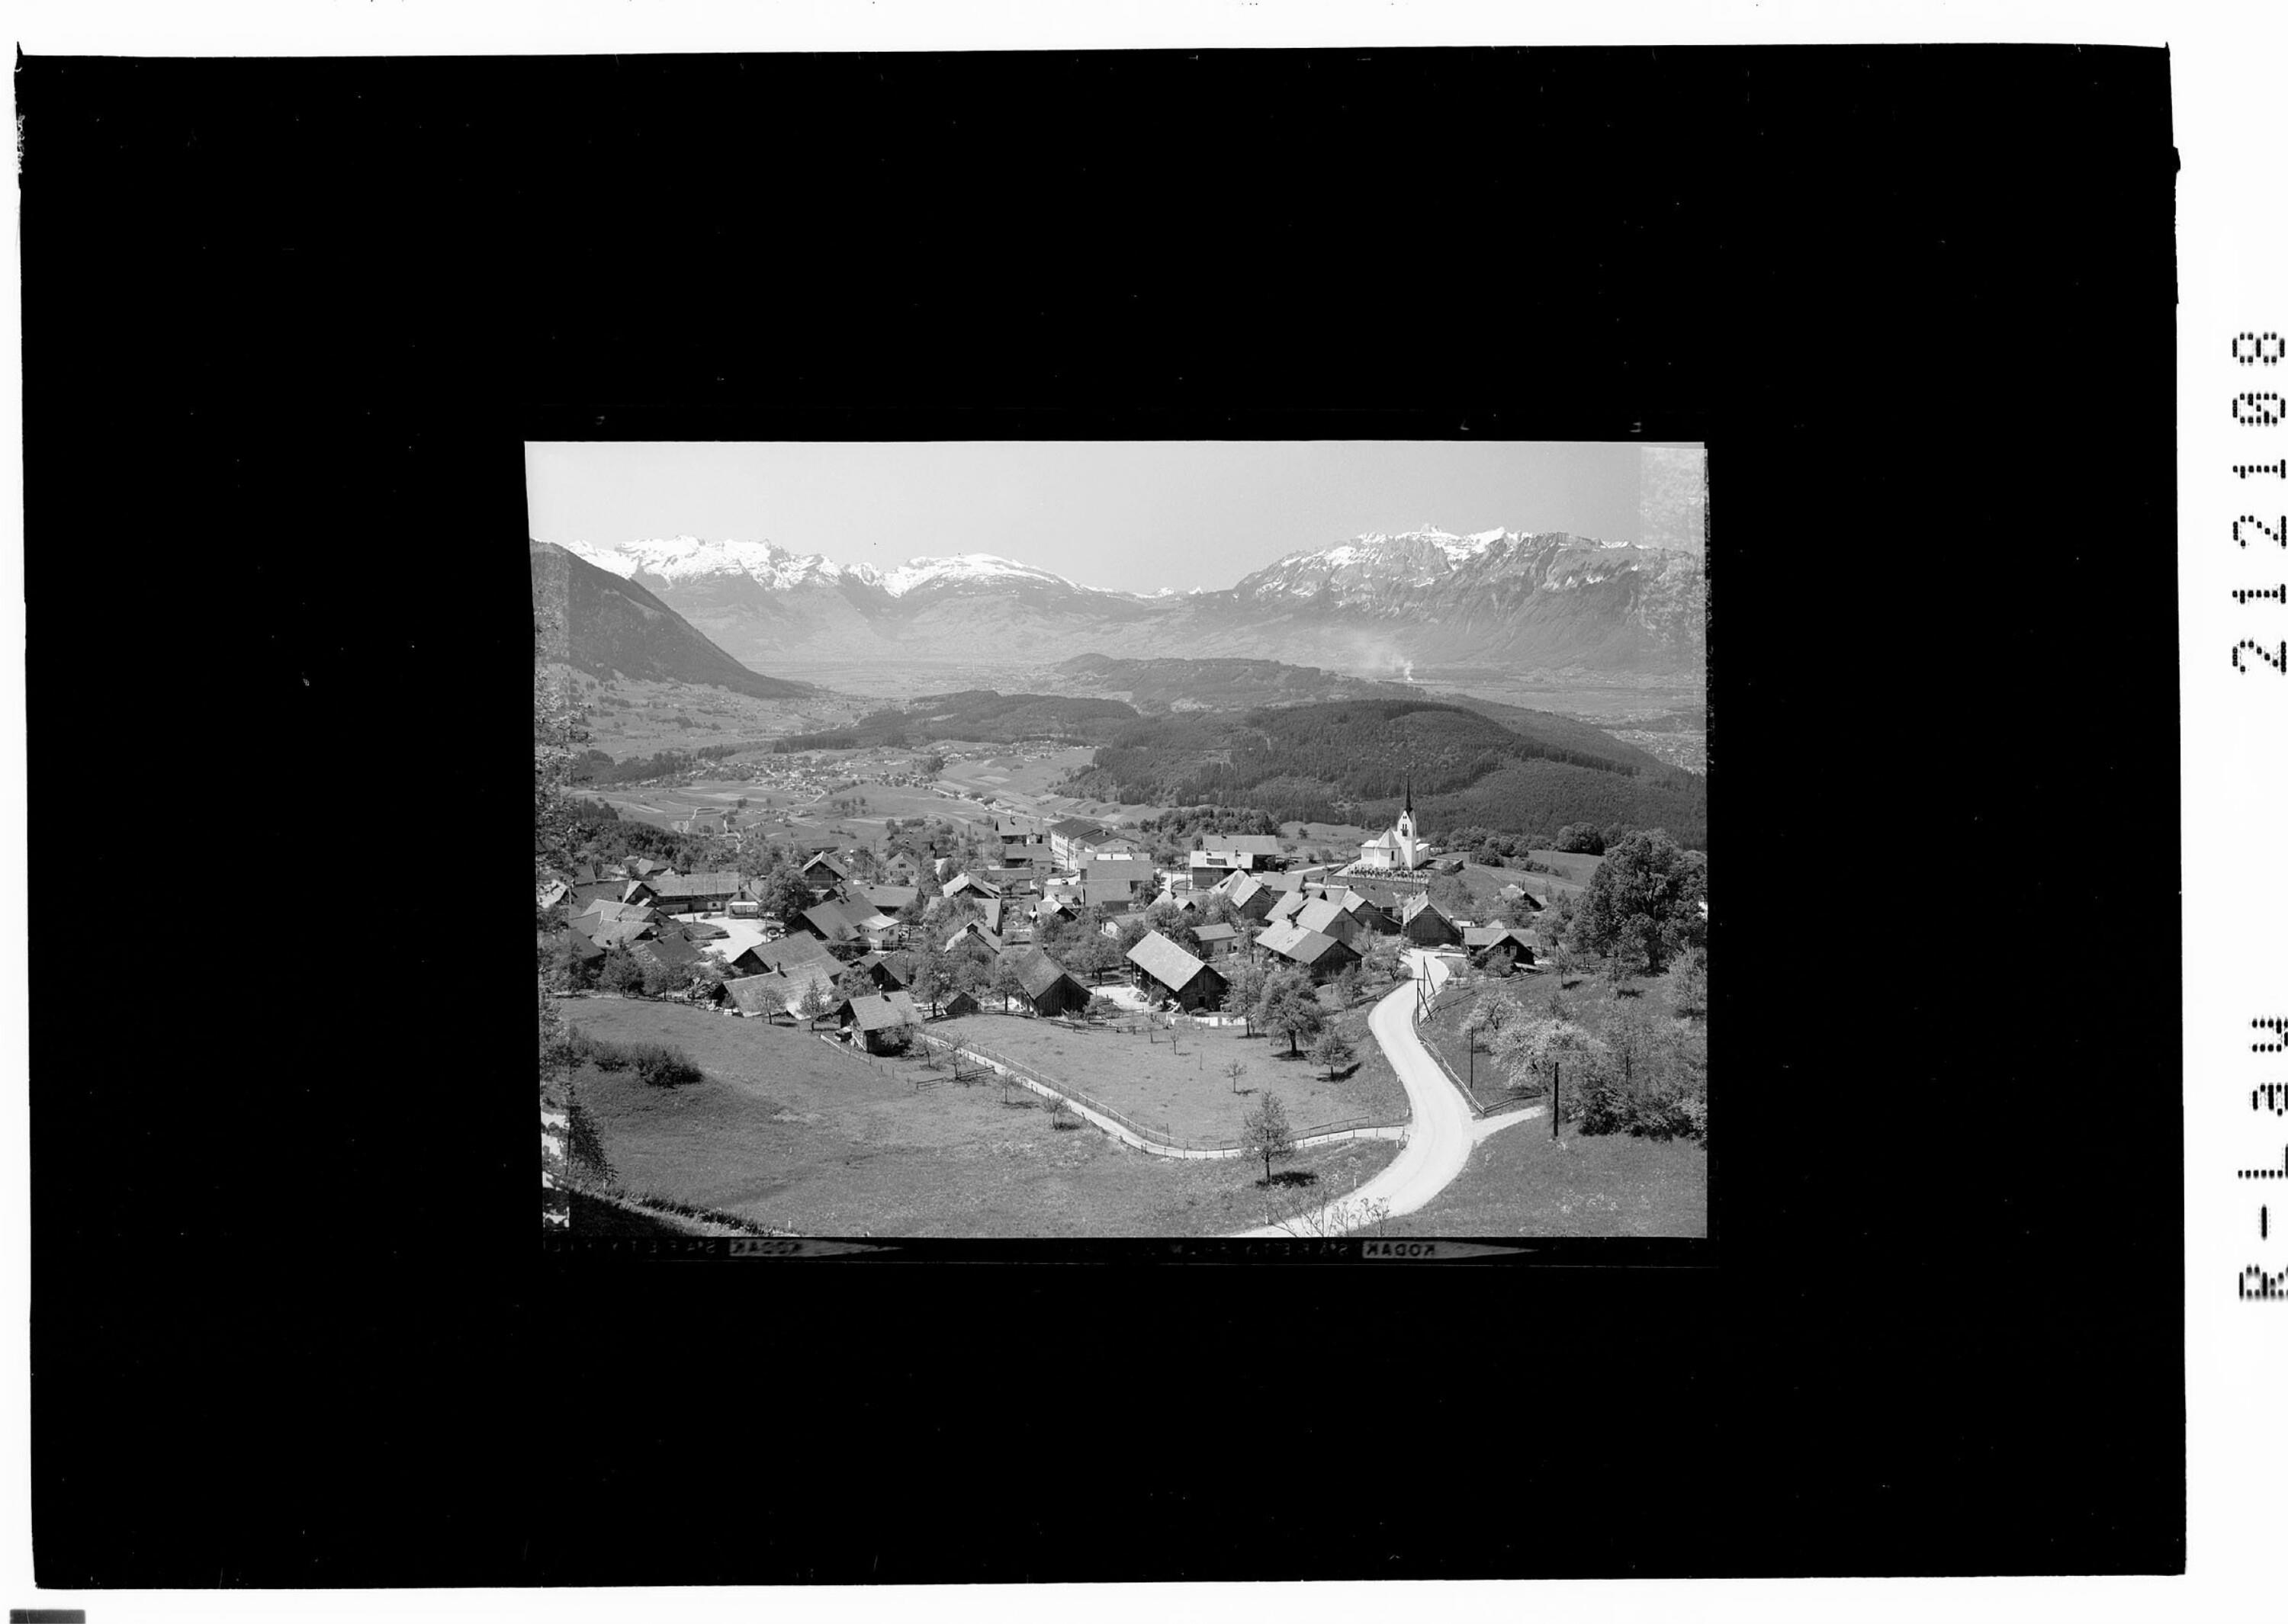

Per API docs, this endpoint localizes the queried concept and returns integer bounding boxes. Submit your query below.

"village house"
[855,949,911,992]
[1048,817,1112,869]
[1255,919,1362,984]
[943,920,1004,961]
[1072,852,1153,906]
[1079,830,1150,862]
[993,945,1093,1019]
[795,900,868,947]
[1224,873,1283,922]
[1399,893,1465,948]
[628,871,744,914]
[1291,895,1367,948]
[1125,930,1227,1012]
[1463,926,1538,976]
[1191,920,1240,961]
[725,932,834,979]
[801,851,854,891]
[1263,890,1311,929]
[942,872,1001,903]
[836,991,922,1054]
[1190,833,1284,887]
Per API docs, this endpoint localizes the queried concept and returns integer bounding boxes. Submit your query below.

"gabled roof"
[1049,817,1109,840]
[1464,926,1535,950]
[863,885,918,913]
[1257,921,1353,967]
[648,871,744,900]
[839,990,921,1033]
[1403,891,1454,919]
[998,945,1084,1003]
[802,851,852,878]
[1265,891,1309,924]
[1294,898,1351,936]
[1202,833,1282,856]
[1126,930,1217,993]
[945,922,1004,954]
[723,974,795,1016]
[800,901,864,942]
[738,932,833,973]
[943,873,1001,899]
[1192,922,1239,944]
[551,928,604,962]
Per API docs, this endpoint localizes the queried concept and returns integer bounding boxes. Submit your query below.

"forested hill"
[1065,698,1707,849]
[773,690,1142,752]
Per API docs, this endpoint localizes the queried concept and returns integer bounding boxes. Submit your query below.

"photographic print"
[532,441,1708,1242]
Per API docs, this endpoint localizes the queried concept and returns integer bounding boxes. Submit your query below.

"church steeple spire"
[1403,769,1412,815]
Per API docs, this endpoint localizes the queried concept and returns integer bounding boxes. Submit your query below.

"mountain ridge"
[529,539,814,699]
[554,525,1705,678]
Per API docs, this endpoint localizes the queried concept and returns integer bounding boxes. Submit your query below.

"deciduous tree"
[1240,1092,1297,1185]
[1309,1028,1357,1080]
[1254,968,1326,1057]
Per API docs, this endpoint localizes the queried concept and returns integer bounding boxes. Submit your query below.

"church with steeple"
[1354,772,1432,872]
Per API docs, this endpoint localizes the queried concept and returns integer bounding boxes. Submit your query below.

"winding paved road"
[1230,948,1540,1237]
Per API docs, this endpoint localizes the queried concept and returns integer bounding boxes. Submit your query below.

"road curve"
[1229,949,1477,1237]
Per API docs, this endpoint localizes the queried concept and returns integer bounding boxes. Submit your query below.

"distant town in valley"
[535,446,1708,1241]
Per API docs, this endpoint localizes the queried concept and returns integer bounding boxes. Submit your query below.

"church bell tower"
[1396,772,1417,870]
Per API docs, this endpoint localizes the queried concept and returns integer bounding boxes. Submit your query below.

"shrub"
[1573,1066,1632,1135]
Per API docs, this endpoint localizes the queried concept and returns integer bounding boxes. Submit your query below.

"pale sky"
[525,441,1705,596]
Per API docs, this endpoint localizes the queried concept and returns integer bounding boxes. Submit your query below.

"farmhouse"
[836,991,922,1054]
[1193,833,1284,881]
[1263,890,1310,927]
[994,945,1092,1019]
[1080,830,1149,862]
[1125,930,1226,1012]
[1191,920,1240,961]
[1291,896,1367,948]
[1255,920,1361,984]
[861,884,918,916]
[630,871,743,913]
[1463,926,1537,975]
[1399,894,1464,948]
[1224,874,1282,922]
[795,900,868,946]
[725,933,834,978]
[943,872,1002,903]
[801,851,853,890]
[580,916,657,952]
[943,920,1004,959]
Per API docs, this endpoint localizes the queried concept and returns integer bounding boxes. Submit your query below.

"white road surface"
[1229,947,1525,1238]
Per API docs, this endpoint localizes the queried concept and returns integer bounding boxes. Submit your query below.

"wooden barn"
[1125,930,1227,1012]
[995,946,1091,1019]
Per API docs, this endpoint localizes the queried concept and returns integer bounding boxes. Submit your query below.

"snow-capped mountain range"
[561,536,1120,601]
[549,525,1702,677]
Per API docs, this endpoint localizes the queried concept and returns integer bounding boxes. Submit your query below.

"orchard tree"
[1223,955,1270,1035]
[797,980,832,1029]
[1255,968,1326,1058]
[1309,1028,1357,1080]
[1240,1092,1297,1186]
[990,954,1030,1013]
[750,983,788,1025]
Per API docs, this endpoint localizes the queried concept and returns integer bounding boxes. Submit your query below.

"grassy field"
[1381,1116,1707,1237]
[561,997,1399,1237]
[930,993,1408,1145]
[1422,955,1695,1083]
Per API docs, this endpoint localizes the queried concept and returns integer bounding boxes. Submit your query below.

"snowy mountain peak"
[879,552,1071,598]
[562,534,879,592]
